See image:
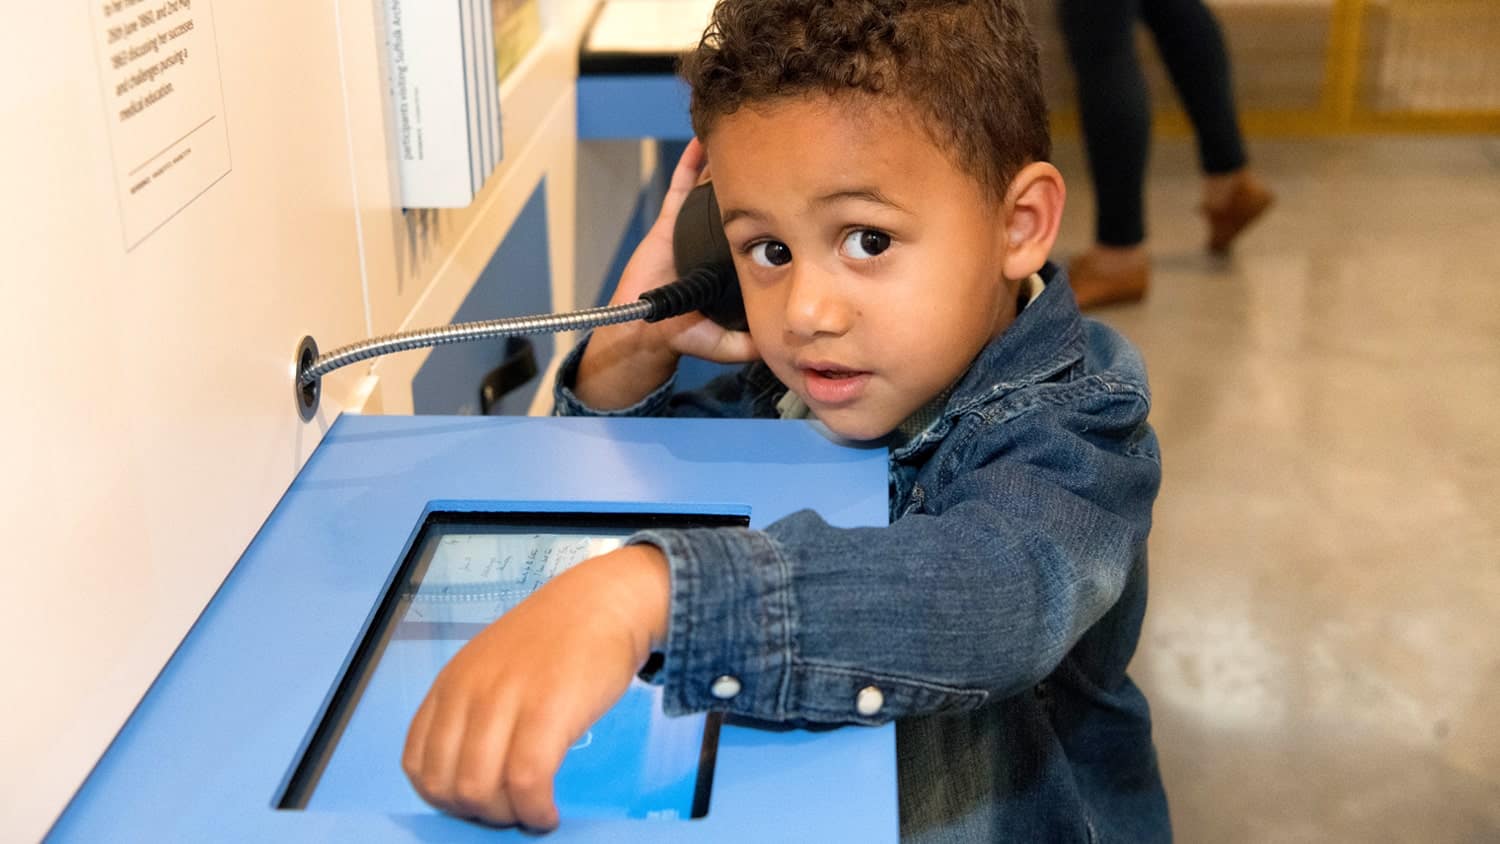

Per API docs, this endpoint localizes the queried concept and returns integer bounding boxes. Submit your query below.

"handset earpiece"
[671,182,747,332]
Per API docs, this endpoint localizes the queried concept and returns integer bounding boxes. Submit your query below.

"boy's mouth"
[799,363,871,405]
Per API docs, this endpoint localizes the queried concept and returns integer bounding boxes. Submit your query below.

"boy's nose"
[783,264,854,339]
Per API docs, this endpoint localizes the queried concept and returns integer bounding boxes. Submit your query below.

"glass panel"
[284,511,742,819]
[1361,0,1500,114]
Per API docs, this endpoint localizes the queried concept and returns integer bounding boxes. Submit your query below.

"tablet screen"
[282,510,745,819]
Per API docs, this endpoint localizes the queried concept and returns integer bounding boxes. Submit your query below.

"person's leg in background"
[1140,0,1274,254]
[1058,0,1276,308]
[1057,0,1154,308]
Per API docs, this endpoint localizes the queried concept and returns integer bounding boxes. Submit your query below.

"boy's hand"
[402,545,670,830]
[576,138,758,409]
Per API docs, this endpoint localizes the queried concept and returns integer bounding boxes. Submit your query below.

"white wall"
[0,0,645,839]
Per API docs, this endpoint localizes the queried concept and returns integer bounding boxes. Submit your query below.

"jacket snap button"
[711,675,742,700]
[855,685,884,716]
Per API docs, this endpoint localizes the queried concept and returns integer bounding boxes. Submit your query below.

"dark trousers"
[1058,0,1249,246]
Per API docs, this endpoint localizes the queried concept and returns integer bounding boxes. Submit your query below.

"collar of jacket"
[890,261,1086,461]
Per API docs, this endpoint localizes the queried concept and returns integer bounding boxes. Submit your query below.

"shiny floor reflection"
[1053,136,1500,842]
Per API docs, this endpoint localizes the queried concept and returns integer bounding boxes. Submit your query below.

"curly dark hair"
[680,0,1050,199]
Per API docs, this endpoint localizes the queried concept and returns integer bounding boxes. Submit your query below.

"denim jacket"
[554,264,1170,842]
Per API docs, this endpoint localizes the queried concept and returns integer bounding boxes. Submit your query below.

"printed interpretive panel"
[89,0,231,248]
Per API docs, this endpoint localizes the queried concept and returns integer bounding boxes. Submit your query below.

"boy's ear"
[1000,162,1066,282]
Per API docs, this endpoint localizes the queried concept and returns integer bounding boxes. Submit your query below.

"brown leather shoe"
[1069,247,1150,309]
[1203,172,1275,254]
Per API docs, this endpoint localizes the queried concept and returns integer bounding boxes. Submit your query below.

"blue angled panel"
[413,180,553,417]
[577,76,694,141]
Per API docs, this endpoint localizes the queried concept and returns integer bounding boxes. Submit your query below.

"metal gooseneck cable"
[292,265,732,421]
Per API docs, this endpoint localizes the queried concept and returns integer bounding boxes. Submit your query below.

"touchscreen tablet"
[282,510,744,820]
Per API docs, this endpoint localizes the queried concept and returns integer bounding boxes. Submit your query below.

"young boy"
[403,0,1170,840]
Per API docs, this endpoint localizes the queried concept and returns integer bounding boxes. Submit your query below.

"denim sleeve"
[629,388,1160,726]
[551,333,764,419]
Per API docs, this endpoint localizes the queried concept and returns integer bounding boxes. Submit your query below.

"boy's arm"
[637,393,1160,724]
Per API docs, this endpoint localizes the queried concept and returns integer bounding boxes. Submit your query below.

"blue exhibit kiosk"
[51,415,897,842]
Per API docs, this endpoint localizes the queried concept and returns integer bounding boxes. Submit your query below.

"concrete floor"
[1050,135,1500,842]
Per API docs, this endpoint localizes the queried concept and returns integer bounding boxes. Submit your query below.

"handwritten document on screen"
[402,532,626,628]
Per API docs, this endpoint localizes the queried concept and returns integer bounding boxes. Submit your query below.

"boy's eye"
[843,229,891,260]
[749,241,792,267]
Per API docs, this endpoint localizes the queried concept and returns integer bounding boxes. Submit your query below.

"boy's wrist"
[597,544,672,664]
[575,323,680,410]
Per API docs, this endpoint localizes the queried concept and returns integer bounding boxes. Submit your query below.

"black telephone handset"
[671,182,748,332]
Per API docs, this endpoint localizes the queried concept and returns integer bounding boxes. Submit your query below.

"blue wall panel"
[413,180,554,416]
